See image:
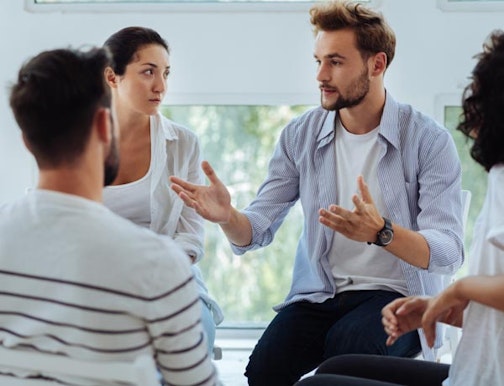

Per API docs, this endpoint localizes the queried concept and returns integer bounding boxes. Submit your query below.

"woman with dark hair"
[102,26,223,355]
[295,29,504,386]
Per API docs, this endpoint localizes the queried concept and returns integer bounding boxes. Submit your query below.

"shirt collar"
[316,90,401,150]
[377,91,401,150]
[151,112,179,141]
[316,109,335,144]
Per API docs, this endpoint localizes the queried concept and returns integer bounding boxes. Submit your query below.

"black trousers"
[245,291,421,386]
[294,354,450,386]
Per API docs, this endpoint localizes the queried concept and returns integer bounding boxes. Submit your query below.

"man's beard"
[322,66,370,111]
[104,128,119,187]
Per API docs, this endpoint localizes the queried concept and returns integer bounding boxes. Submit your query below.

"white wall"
[1,0,503,203]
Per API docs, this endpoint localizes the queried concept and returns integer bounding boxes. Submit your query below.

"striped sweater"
[0,189,218,386]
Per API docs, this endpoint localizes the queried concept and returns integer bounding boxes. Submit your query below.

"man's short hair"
[310,0,396,68]
[9,47,112,168]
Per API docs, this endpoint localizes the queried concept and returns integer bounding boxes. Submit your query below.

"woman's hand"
[382,296,430,346]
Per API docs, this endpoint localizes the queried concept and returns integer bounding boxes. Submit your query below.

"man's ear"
[21,132,33,154]
[370,52,387,77]
[95,107,112,144]
[104,67,118,88]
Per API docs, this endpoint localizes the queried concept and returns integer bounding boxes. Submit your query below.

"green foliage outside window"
[162,105,310,325]
[161,104,482,324]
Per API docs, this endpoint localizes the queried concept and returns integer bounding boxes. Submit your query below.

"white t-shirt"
[329,118,407,295]
[447,165,504,386]
[0,190,218,386]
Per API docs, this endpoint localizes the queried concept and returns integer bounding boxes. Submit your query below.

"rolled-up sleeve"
[416,129,464,274]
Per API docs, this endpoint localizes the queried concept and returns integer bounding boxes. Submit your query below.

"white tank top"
[103,166,152,229]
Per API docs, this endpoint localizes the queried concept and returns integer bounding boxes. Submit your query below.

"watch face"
[379,229,393,245]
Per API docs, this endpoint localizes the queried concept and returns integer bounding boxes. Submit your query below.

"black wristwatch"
[368,217,394,247]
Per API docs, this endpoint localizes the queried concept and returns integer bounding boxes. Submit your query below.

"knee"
[246,343,273,377]
[245,348,273,385]
[245,342,298,386]
[324,323,387,358]
[316,354,366,375]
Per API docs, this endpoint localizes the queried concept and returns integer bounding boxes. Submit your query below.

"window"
[436,95,487,277]
[438,0,504,12]
[162,104,311,326]
[163,99,481,324]
[26,0,380,13]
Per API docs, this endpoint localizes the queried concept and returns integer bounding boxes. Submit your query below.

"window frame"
[437,0,504,12]
[163,92,318,106]
[434,93,462,123]
[25,0,382,13]
[434,93,489,279]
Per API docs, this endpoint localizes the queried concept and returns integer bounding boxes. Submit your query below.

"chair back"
[461,189,472,234]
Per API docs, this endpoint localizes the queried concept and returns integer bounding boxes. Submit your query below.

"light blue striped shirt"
[232,92,464,357]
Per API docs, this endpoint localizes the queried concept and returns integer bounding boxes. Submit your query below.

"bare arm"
[220,207,253,247]
[170,161,253,246]
[451,274,504,312]
[421,274,504,347]
[385,225,430,269]
[319,176,430,268]
[382,275,504,348]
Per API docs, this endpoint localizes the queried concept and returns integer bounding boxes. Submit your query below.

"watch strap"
[367,217,393,246]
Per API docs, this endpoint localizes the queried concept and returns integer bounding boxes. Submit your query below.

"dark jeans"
[245,290,421,386]
[294,354,450,386]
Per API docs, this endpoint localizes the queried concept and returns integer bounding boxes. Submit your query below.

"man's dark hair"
[457,29,504,171]
[9,47,112,168]
[103,26,169,76]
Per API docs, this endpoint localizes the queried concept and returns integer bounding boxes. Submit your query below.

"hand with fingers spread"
[170,160,232,224]
[318,175,384,243]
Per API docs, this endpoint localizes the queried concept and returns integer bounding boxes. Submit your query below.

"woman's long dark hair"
[457,30,504,171]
